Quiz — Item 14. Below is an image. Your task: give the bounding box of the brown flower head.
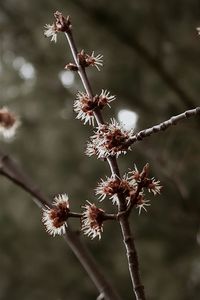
[54,11,71,32]
[82,201,105,239]
[146,178,162,195]
[78,50,103,71]
[42,194,70,236]
[44,12,71,43]
[0,107,20,138]
[135,193,151,215]
[96,174,136,205]
[86,119,133,158]
[128,164,149,184]
[74,90,115,126]
[74,92,96,126]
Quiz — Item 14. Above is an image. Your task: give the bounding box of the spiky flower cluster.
[128,164,162,196]
[82,201,105,239]
[43,12,163,242]
[42,194,70,236]
[95,164,162,214]
[96,175,135,205]
[0,107,20,138]
[44,11,71,43]
[74,90,115,126]
[78,50,103,71]
[86,119,133,158]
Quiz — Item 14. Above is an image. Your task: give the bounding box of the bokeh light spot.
[117,109,138,130]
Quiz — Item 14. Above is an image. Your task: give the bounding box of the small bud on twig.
[64,63,78,71]
[54,11,72,32]
[78,50,103,71]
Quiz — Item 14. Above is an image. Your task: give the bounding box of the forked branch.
[0,152,121,300]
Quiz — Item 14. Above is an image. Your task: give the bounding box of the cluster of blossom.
[74,90,115,126]
[42,12,162,240]
[0,107,19,139]
[42,194,106,239]
[86,119,133,158]
[44,14,103,71]
[96,174,133,205]
[42,165,161,239]
[96,164,162,213]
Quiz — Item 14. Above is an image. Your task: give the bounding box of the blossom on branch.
[96,175,135,205]
[74,92,95,126]
[86,119,133,158]
[44,11,71,43]
[128,164,162,214]
[98,90,116,108]
[0,107,20,139]
[44,24,58,43]
[74,90,115,126]
[128,164,162,195]
[82,201,105,239]
[42,194,70,236]
[78,50,103,71]
[135,194,151,215]
[147,178,162,195]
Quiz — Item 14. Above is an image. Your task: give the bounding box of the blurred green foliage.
[0,0,199,299]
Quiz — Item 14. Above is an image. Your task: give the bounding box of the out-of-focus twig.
[0,151,121,300]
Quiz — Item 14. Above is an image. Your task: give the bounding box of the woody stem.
[64,27,146,300]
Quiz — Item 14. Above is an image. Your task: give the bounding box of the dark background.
[0,0,200,299]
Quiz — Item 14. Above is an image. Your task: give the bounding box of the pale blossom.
[42,194,69,236]
[0,107,20,139]
[44,24,57,42]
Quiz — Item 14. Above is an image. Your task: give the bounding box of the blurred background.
[0,0,200,299]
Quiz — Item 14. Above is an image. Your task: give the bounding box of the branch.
[126,107,200,147]
[68,211,117,221]
[62,14,146,300]
[0,152,121,300]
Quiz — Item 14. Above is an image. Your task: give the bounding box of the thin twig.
[68,211,117,220]
[125,107,200,148]
[63,16,146,300]
[0,151,121,300]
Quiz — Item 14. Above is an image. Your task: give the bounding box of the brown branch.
[63,14,146,300]
[68,211,117,221]
[72,0,196,110]
[0,151,121,300]
[125,107,200,148]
